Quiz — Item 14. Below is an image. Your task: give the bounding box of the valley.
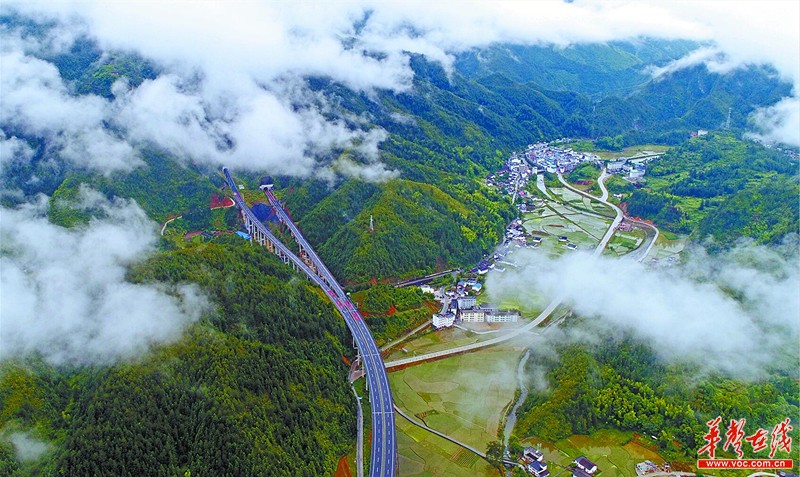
[1,4,798,477]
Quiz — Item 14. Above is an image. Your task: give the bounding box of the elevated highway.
[223,168,396,477]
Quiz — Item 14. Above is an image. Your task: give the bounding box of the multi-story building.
[485,310,519,323]
[459,307,486,323]
[457,296,477,309]
[432,312,456,329]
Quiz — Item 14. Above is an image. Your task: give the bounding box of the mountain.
[1,243,356,476]
[454,39,701,97]
[309,179,511,282]
[2,12,798,476]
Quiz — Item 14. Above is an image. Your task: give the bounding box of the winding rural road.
[387,168,665,475]
[381,319,433,352]
[384,169,627,369]
[556,171,623,256]
[394,405,522,469]
[557,171,659,262]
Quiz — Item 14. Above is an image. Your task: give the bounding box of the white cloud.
[0,49,140,175]
[329,153,399,183]
[4,0,798,173]
[1,15,400,181]
[646,46,737,79]
[746,96,800,147]
[6,432,51,462]
[0,131,35,169]
[487,240,800,379]
[110,73,393,176]
[0,193,206,365]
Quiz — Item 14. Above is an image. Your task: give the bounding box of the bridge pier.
[224,168,396,477]
[242,209,285,260]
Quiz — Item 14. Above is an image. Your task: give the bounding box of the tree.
[508,436,524,457]
[486,440,505,470]
[595,135,624,151]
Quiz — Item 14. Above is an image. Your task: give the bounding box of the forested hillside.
[299,179,513,282]
[618,133,799,244]
[1,242,356,476]
[2,9,798,476]
[455,39,701,97]
[514,337,799,461]
[269,52,793,280]
[3,16,794,282]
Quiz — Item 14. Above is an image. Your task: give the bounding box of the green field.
[390,349,522,452]
[522,203,612,253]
[649,232,687,262]
[604,229,645,256]
[548,186,616,218]
[521,429,669,477]
[396,418,498,477]
[591,144,670,160]
[391,348,527,475]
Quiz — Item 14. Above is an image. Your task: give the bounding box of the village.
[486,141,655,193]
[428,141,641,332]
[514,445,680,477]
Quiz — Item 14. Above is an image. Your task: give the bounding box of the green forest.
[514,337,799,464]
[1,242,357,476]
[2,11,799,477]
[617,133,799,245]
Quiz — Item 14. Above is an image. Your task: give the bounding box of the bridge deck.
[223,168,397,477]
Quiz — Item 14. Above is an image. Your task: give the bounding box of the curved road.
[556,171,623,256]
[385,170,625,369]
[558,171,659,262]
[626,217,660,262]
[259,185,397,477]
[223,168,396,477]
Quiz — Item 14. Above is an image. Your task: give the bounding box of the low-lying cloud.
[639,0,799,146]
[6,431,51,462]
[0,190,206,365]
[487,238,800,379]
[0,16,396,180]
[3,1,798,179]
[0,49,140,175]
[746,96,800,147]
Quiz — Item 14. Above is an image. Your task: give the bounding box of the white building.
[432,312,456,329]
[575,456,598,474]
[628,168,645,180]
[607,161,625,173]
[524,447,544,462]
[459,306,519,323]
[485,310,519,323]
[459,307,486,322]
[457,296,477,309]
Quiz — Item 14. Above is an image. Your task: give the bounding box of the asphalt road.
[384,170,625,369]
[261,185,396,477]
[556,171,623,256]
[223,168,397,477]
